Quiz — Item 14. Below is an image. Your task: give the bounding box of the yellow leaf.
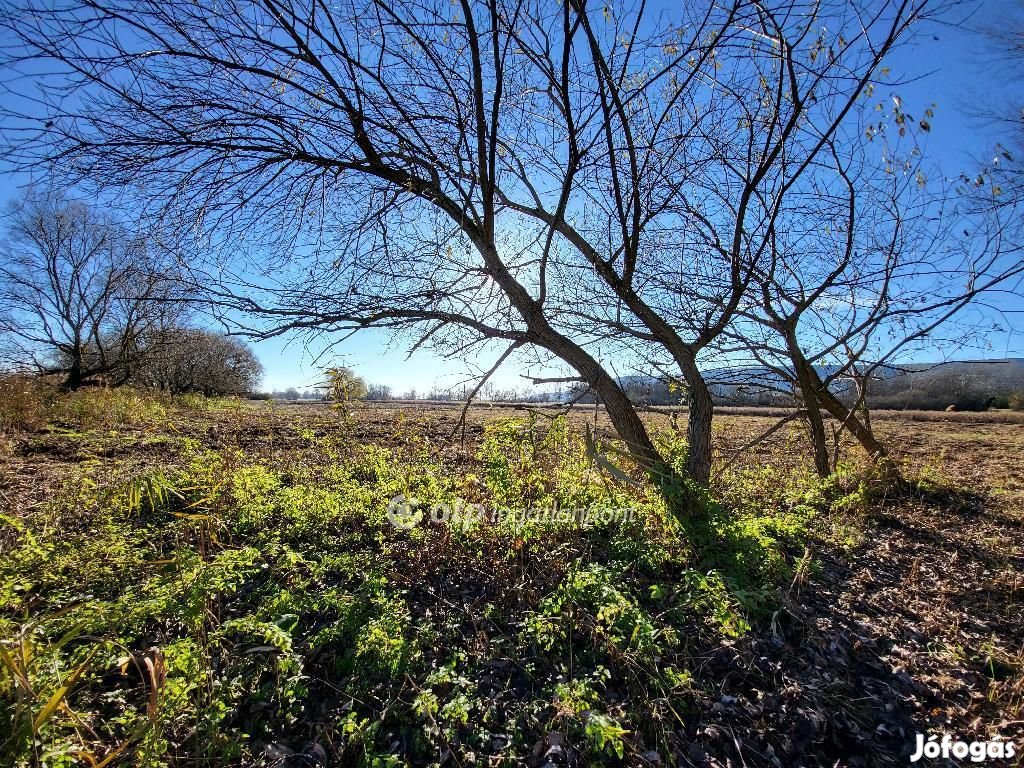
[0,645,31,691]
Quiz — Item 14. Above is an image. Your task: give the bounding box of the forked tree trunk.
[816,385,889,464]
[788,337,831,477]
[791,354,889,465]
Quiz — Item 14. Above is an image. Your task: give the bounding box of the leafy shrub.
[478,416,550,506]
[526,563,663,657]
[477,415,624,527]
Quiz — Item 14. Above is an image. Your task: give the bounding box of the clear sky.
[1,0,1021,393]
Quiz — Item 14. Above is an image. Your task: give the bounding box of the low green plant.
[584,712,630,760]
[174,391,212,411]
[0,410,847,767]
[526,563,663,657]
[352,592,416,681]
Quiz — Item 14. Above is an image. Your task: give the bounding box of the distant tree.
[426,386,451,401]
[366,383,393,401]
[325,366,368,404]
[0,192,173,389]
[134,327,262,395]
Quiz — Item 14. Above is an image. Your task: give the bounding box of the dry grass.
[0,375,52,434]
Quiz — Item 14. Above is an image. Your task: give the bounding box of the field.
[1,390,1022,767]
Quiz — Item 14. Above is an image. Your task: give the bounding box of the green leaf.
[33,648,97,734]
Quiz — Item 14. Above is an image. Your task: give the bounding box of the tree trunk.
[684,370,714,485]
[799,385,831,478]
[64,358,84,391]
[855,375,873,435]
[592,369,673,480]
[816,386,888,462]
[537,328,673,483]
[806,407,831,477]
[787,338,831,477]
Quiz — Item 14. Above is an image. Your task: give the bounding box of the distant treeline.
[256,382,558,403]
[257,359,1024,412]
[656,360,1024,412]
[856,360,1024,411]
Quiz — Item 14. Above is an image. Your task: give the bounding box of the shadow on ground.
[673,482,1023,768]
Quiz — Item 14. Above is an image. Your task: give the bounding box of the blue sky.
[1,0,1021,393]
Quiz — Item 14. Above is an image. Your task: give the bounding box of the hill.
[585,359,1024,411]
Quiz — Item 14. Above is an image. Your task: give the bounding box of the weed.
[584,712,630,760]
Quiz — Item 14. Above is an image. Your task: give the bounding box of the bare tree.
[728,162,1023,476]
[365,382,393,401]
[0,0,957,490]
[0,192,173,389]
[132,327,263,395]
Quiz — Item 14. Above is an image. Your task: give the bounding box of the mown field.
[1,388,1022,767]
